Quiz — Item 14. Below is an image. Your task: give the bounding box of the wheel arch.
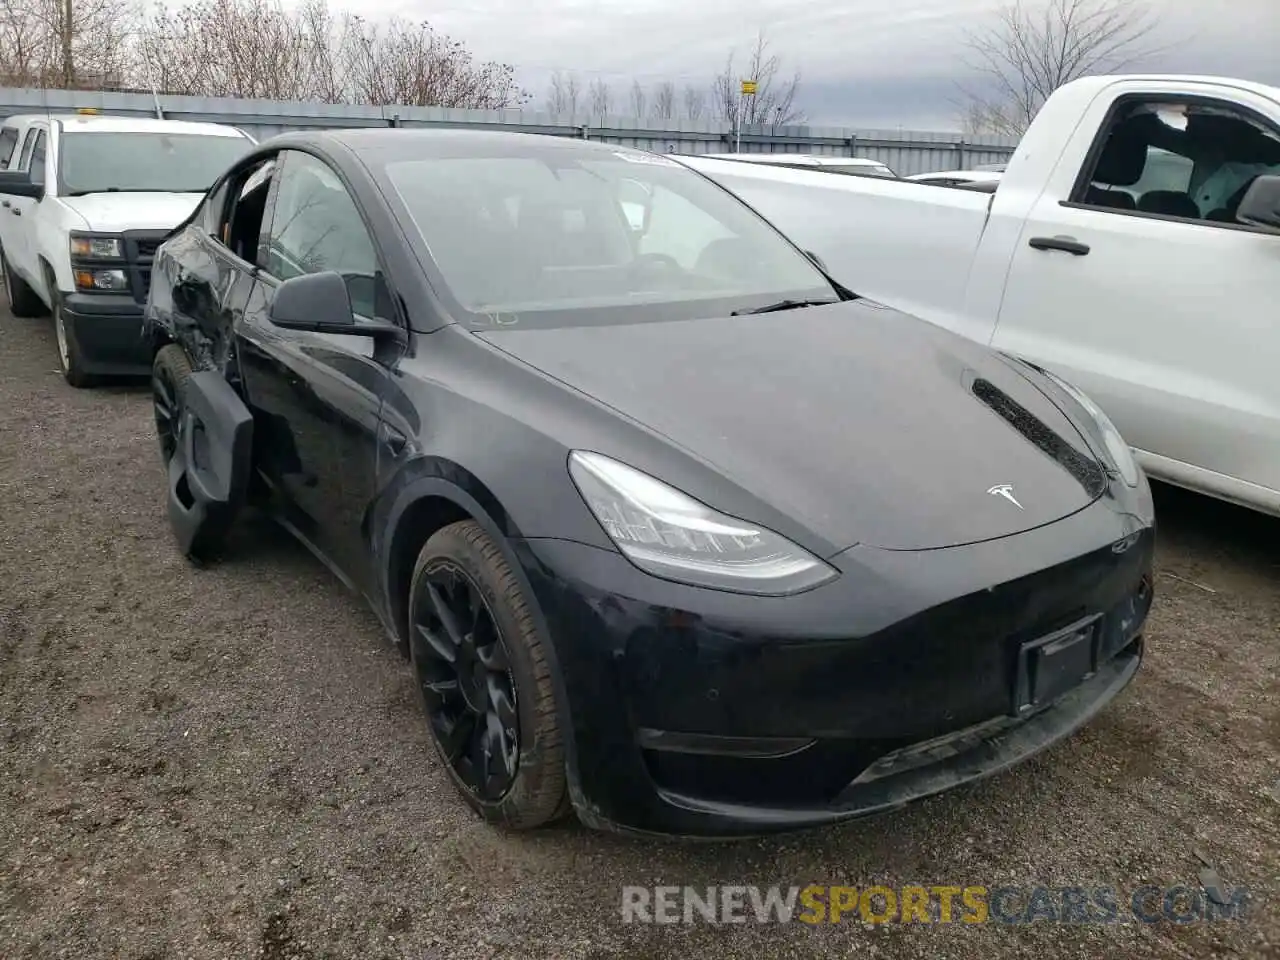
[380,471,524,658]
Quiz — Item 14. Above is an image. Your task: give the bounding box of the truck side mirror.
[1236,175,1280,231]
[0,169,44,200]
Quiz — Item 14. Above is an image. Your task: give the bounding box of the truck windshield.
[381,146,837,328]
[59,132,251,196]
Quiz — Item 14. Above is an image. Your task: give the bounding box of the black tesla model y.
[143,129,1155,838]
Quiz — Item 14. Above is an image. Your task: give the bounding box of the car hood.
[477,300,1108,553]
[59,192,204,233]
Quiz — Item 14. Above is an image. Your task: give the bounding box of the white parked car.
[676,74,1280,518]
[0,112,254,386]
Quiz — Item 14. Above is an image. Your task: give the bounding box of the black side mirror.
[268,271,400,340]
[804,249,828,271]
[0,169,44,200]
[1236,175,1280,230]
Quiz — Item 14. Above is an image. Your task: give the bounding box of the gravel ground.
[1,306,1276,960]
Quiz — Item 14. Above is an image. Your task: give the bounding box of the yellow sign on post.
[741,80,757,96]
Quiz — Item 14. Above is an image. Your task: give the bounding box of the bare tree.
[339,14,525,108]
[960,0,1160,137]
[712,29,804,127]
[0,0,133,88]
[588,76,611,119]
[628,80,646,120]
[134,0,525,107]
[681,84,705,121]
[651,80,676,120]
[546,70,570,113]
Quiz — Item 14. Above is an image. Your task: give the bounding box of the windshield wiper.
[731,298,839,316]
[64,187,176,197]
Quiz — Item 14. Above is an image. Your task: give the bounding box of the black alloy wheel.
[412,559,521,802]
[152,344,193,464]
[407,520,568,828]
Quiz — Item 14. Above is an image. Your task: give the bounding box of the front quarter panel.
[147,228,251,376]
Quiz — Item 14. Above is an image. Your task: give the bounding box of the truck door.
[991,85,1280,500]
[1,124,42,286]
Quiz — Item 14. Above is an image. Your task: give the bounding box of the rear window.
[0,127,17,168]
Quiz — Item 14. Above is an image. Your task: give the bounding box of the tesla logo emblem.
[987,484,1024,509]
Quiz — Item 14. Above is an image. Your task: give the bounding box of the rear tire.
[2,245,45,318]
[407,520,569,830]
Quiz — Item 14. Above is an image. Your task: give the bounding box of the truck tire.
[1,245,45,318]
[46,276,94,388]
[407,520,569,830]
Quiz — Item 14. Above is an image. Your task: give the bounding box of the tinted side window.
[0,128,18,168]
[16,128,37,171]
[1075,98,1280,227]
[264,151,379,317]
[28,130,47,186]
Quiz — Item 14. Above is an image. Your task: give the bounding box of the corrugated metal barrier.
[0,86,1018,176]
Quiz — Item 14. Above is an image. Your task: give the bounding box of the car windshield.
[380,144,836,328]
[59,132,251,195]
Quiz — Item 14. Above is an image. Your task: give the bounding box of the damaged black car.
[143,129,1155,838]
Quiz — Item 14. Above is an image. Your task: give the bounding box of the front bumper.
[62,292,150,376]
[515,486,1154,838]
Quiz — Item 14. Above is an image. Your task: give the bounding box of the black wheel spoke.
[476,634,508,672]
[437,709,476,763]
[414,623,457,664]
[486,676,517,734]
[426,580,467,648]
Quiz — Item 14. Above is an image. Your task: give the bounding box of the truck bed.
[675,156,995,334]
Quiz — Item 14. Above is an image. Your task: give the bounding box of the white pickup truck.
[0,113,254,386]
[678,74,1280,518]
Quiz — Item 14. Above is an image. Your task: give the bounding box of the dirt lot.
[0,307,1276,960]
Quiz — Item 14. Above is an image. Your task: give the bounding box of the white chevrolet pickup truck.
[679,75,1280,518]
[0,113,253,386]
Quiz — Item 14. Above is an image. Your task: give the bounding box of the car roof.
[2,113,249,137]
[270,127,680,164]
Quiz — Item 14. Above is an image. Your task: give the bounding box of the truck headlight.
[69,234,123,259]
[1040,370,1140,487]
[568,450,837,595]
[73,269,129,292]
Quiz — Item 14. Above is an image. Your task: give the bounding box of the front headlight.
[69,234,123,259]
[568,450,837,595]
[1040,370,1140,487]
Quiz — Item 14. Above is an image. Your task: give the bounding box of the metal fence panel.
[0,86,1018,175]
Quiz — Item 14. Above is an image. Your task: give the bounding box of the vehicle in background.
[142,128,1153,838]
[0,113,254,386]
[676,74,1280,519]
[694,152,898,179]
[906,169,1004,190]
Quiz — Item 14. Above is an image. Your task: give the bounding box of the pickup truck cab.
[677,75,1280,518]
[0,113,254,386]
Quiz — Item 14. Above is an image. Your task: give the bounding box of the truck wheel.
[407,520,569,830]
[48,284,94,388]
[1,246,45,318]
[152,344,193,464]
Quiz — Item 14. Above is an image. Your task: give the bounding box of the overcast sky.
[377,0,1279,130]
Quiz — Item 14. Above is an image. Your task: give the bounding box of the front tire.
[408,520,568,829]
[50,287,94,388]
